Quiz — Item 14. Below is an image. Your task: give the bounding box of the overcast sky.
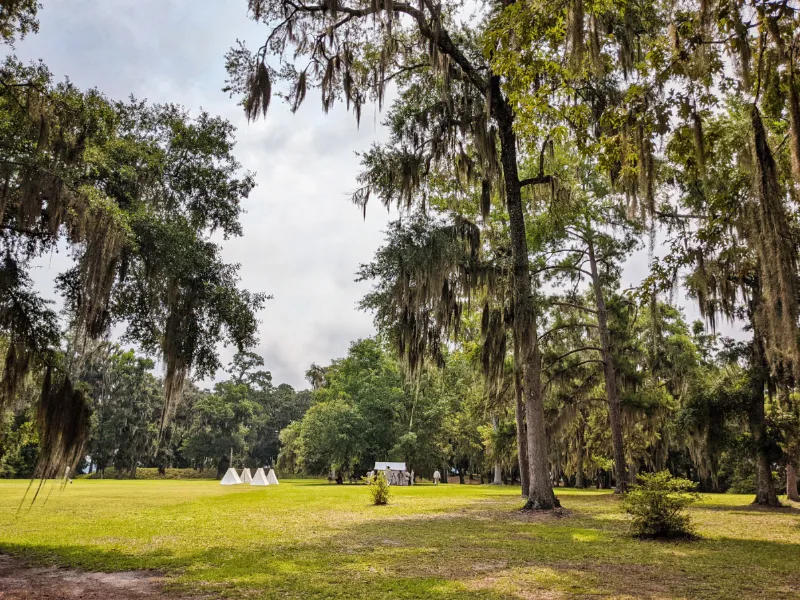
[15,0,394,389]
[12,1,743,390]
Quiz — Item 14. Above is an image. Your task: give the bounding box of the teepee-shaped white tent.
[220,468,242,485]
[251,467,269,486]
[266,468,279,485]
[241,468,253,483]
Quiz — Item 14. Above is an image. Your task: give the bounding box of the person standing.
[433,470,441,485]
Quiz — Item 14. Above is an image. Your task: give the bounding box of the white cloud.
[14,0,393,388]
[13,1,746,389]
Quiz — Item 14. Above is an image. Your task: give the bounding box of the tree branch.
[280,0,488,93]
[538,322,598,341]
[545,346,603,369]
[383,62,430,84]
[544,359,606,387]
[519,174,554,188]
[533,263,594,278]
[654,209,705,220]
[548,301,598,315]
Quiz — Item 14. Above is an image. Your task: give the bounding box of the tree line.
[0,344,312,479]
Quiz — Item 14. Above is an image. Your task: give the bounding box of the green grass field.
[0,480,798,599]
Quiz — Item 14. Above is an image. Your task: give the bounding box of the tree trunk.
[750,336,780,507]
[587,234,628,493]
[575,413,586,489]
[513,361,530,496]
[575,463,585,489]
[710,455,720,492]
[753,424,777,506]
[552,449,562,487]
[523,347,559,509]
[217,455,229,480]
[490,76,558,510]
[491,416,503,485]
[628,461,638,485]
[787,461,800,501]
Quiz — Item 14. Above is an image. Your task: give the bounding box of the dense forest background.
[3,325,793,500]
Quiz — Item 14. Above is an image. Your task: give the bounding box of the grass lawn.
[0,480,798,599]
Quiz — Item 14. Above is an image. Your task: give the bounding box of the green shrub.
[367,472,390,505]
[622,471,700,539]
[86,467,217,480]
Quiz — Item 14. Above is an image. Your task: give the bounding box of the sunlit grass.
[0,480,798,598]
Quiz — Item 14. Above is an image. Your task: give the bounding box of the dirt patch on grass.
[465,571,568,600]
[464,561,682,600]
[514,507,571,521]
[0,554,181,599]
[463,505,572,523]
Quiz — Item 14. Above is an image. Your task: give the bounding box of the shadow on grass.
[0,541,512,600]
[697,501,800,515]
[2,491,799,599]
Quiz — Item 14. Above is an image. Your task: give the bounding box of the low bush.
[622,471,700,539]
[85,467,217,480]
[367,472,390,505]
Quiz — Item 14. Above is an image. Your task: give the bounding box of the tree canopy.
[0,14,265,477]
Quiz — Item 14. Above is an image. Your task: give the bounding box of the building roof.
[374,462,407,471]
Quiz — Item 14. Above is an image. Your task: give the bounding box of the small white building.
[373,462,412,486]
[374,462,406,471]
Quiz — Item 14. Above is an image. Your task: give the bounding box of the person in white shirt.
[433,470,441,485]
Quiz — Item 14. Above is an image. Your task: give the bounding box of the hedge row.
[82,467,217,480]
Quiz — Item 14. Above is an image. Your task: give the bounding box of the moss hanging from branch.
[65,190,129,339]
[0,342,31,411]
[692,111,706,182]
[244,61,271,122]
[158,280,195,434]
[567,0,585,68]
[637,123,655,218]
[0,253,60,410]
[786,62,800,189]
[728,1,752,91]
[359,215,507,381]
[34,366,91,482]
[480,302,510,396]
[747,107,800,379]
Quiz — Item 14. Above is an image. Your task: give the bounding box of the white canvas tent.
[251,467,270,486]
[266,468,279,485]
[220,468,242,485]
[241,468,253,483]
